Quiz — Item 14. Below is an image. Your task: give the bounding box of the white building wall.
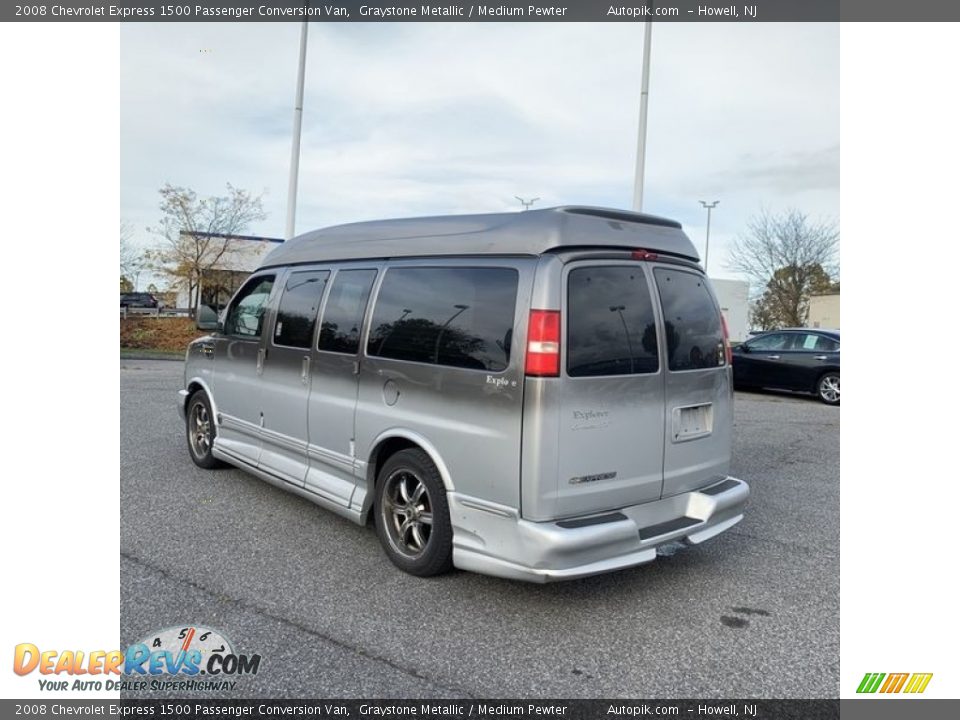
[710,278,750,342]
[807,294,840,329]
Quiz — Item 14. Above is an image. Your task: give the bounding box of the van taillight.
[720,314,733,365]
[632,249,659,261]
[526,310,561,377]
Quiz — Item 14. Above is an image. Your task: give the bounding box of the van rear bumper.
[449,476,749,583]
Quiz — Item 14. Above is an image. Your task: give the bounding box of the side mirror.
[196,304,221,332]
[739,343,751,353]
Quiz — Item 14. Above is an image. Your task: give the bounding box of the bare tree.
[148,184,266,315]
[120,220,144,292]
[728,209,839,329]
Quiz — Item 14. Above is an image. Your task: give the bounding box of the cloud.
[121,22,839,282]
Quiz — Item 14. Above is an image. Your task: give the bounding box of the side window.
[747,333,791,351]
[654,269,724,370]
[808,334,840,352]
[367,266,519,372]
[274,270,330,348]
[567,266,659,377]
[318,269,377,354]
[223,275,275,338]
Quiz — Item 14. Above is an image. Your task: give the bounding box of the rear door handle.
[814,355,828,360]
[256,347,266,375]
[301,355,311,385]
[766,355,781,360]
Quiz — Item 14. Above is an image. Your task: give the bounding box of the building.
[807,293,840,329]
[710,278,750,343]
[174,232,283,310]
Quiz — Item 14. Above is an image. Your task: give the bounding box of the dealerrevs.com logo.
[13,625,261,692]
[856,672,933,694]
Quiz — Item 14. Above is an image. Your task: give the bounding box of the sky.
[120,22,839,285]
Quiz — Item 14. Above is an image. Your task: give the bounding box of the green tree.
[729,209,839,330]
[751,264,839,330]
[148,184,266,316]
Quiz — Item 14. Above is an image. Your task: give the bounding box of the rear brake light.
[720,314,732,365]
[526,310,560,377]
[632,249,659,261]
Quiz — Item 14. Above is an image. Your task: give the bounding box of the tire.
[374,448,453,577]
[186,390,224,469]
[816,372,840,405]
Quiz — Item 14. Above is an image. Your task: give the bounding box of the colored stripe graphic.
[880,673,909,693]
[857,672,933,694]
[857,673,885,693]
[904,673,933,694]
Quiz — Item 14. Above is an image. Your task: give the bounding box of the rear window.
[567,266,659,377]
[367,267,518,372]
[654,268,724,371]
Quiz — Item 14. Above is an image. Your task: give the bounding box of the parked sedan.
[120,292,161,309]
[732,328,839,405]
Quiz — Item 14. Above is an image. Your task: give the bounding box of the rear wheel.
[374,449,453,577]
[186,390,224,468]
[816,372,840,405]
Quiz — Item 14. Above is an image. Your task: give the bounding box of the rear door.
[259,267,330,487]
[773,331,840,391]
[653,267,732,497]
[552,262,666,518]
[305,266,379,508]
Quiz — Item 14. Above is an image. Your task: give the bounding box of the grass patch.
[120,317,207,354]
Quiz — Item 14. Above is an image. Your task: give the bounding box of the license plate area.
[672,403,713,442]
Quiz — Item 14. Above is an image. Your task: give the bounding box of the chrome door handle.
[301,356,310,385]
[814,355,828,360]
[256,348,266,375]
[766,355,781,360]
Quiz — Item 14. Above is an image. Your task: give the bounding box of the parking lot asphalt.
[120,359,839,699]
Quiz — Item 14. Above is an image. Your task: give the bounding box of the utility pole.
[699,200,719,274]
[285,20,309,240]
[515,196,540,211]
[632,15,653,212]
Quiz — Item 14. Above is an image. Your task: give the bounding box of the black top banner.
[6,0,960,22]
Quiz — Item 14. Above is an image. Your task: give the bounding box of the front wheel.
[817,372,840,405]
[374,449,453,577]
[186,390,224,469]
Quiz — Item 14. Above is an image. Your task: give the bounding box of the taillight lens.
[720,314,733,366]
[526,309,561,377]
[632,249,659,261]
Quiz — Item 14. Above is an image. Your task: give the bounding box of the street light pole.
[632,17,653,212]
[515,196,540,211]
[699,200,719,274]
[285,20,309,240]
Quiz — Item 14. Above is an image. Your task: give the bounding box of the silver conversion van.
[179,206,749,582]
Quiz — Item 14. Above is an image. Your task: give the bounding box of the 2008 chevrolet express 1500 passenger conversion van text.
[178,206,749,581]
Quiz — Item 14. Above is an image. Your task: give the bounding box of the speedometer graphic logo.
[135,625,235,673]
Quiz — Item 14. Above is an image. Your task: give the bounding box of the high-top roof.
[258,206,699,269]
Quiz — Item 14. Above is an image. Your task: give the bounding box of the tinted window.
[796,333,839,352]
[274,270,329,348]
[318,269,377,354]
[367,267,518,372]
[567,266,659,377]
[654,269,724,371]
[747,333,792,351]
[224,275,275,338]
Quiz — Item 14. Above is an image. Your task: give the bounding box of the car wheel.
[374,449,453,577]
[186,390,224,469]
[816,372,840,405]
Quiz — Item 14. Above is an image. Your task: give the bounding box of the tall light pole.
[632,15,653,212]
[285,20,309,240]
[515,196,540,211]
[699,200,719,274]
